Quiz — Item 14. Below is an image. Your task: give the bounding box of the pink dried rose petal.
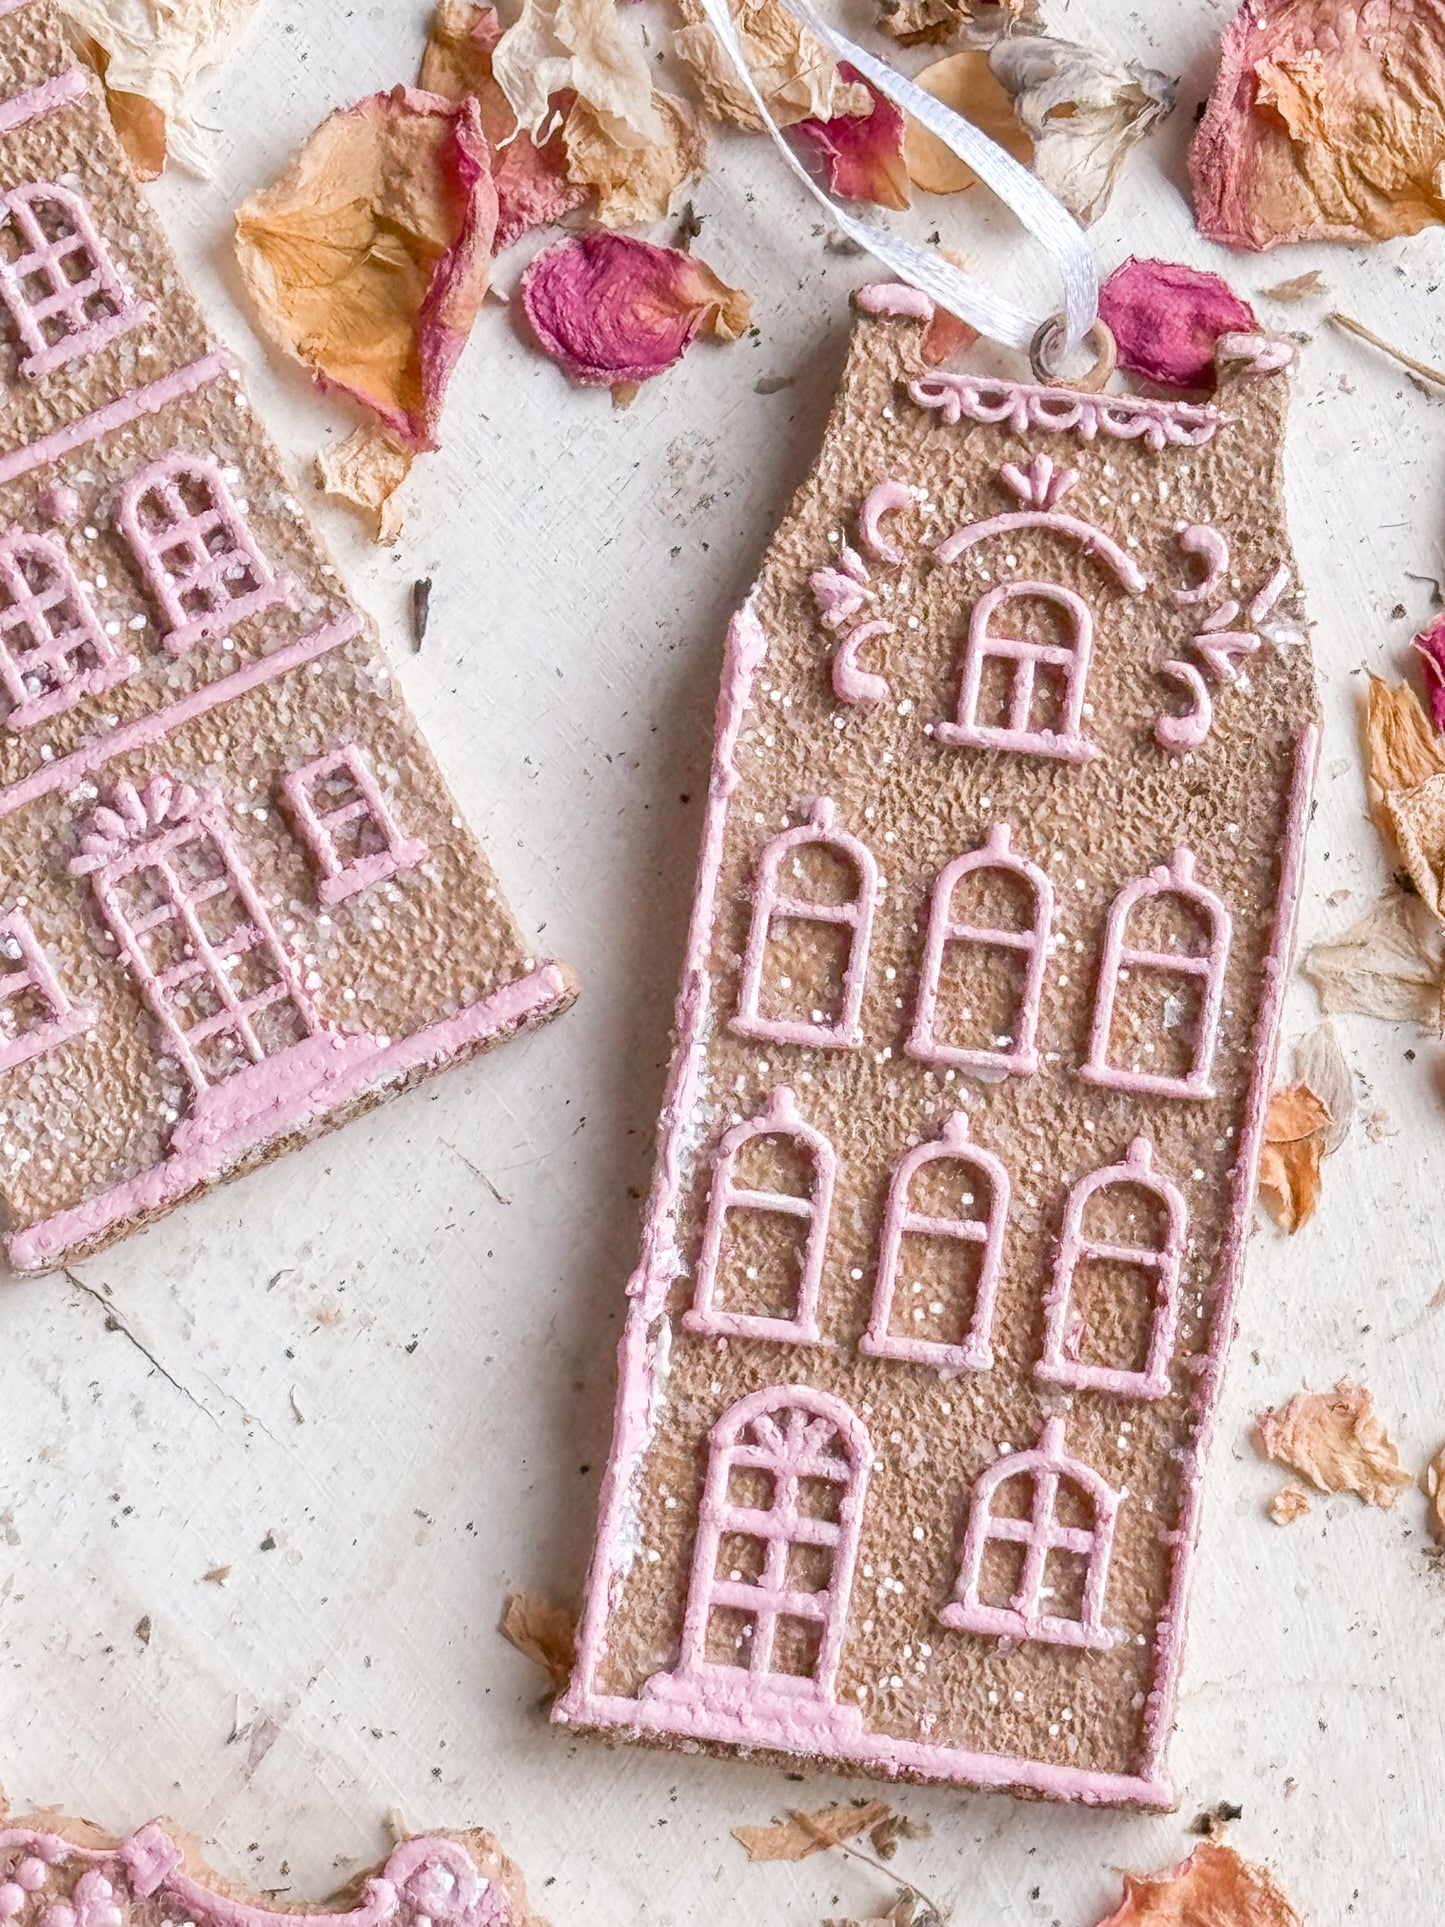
[520,231,750,388]
[1099,256,1256,391]
[1415,612,1445,732]
[790,65,910,211]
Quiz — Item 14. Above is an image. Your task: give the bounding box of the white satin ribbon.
[694,0,1098,356]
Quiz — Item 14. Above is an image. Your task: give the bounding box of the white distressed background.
[2,0,1443,1919]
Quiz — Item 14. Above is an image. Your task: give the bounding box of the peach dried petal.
[1094,1841,1303,1926]
[791,67,910,211]
[520,232,749,388]
[1099,257,1256,391]
[1253,1378,1414,1508]
[235,86,496,450]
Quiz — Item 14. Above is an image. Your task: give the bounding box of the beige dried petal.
[1263,269,1328,301]
[492,0,663,146]
[989,33,1175,227]
[1253,1379,1414,1509]
[1423,1442,1445,1541]
[498,1591,577,1689]
[564,91,707,227]
[733,1801,893,1863]
[1267,1480,1313,1525]
[315,428,413,545]
[903,51,1031,196]
[1096,1841,1302,1927]
[1305,889,1445,1026]
[1293,1021,1353,1154]
[1385,770,1445,920]
[672,0,869,130]
[1364,674,1445,830]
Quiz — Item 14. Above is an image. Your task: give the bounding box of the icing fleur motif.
[905,370,1219,452]
[939,1416,1121,1650]
[808,544,870,630]
[808,488,910,708]
[69,774,208,872]
[0,1825,516,1927]
[996,451,1078,511]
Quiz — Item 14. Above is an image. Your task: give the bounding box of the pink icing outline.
[0,905,90,1070]
[1172,525,1228,606]
[907,821,1052,1075]
[907,371,1218,453]
[0,180,152,379]
[858,1110,1009,1374]
[1081,848,1230,1100]
[855,282,933,322]
[644,1385,869,1729]
[0,350,231,487]
[556,550,1315,1801]
[0,527,135,729]
[683,1084,834,1346]
[809,546,869,630]
[1154,658,1212,753]
[6,961,571,1271]
[832,616,892,707]
[0,1824,513,1927]
[1191,601,1260,685]
[280,742,429,905]
[1216,331,1294,374]
[732,796,878,1050]
[0,66,87,133]
[938,1415,1121,1650]
[1249,564,1290,623]
[936,580,1100,763]
[934,508,1148,592]
[0,609,363,819]
[1036,1137,1186,1401]
[857,479,913,564]
[116,452,290,652]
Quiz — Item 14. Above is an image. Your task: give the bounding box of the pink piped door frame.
[280,742,429,905]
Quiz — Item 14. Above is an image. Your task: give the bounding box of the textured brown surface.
[574,303,1317,1790]
[0,7,575,1267]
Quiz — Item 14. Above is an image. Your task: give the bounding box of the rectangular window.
[280,743,428,905]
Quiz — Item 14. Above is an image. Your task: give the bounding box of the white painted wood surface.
[3,0,1444,1918]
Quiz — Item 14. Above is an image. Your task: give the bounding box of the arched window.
[732,797,877,1050]
[281,743,428,904]
[939,1416,1120,1650]
[0,529,133,728]
[0,906,89,1071]
[1037,1138,1185,1400]
[860,1112,1009,1373]
[1082,848,1231,1099]
[70,774,321,1097]
[935,583,1098,763]
[683,1085,833,1344]
[646,1386,870,1729]
[907,822,1052,1077]
[0,182,150,379]
[117,453,290,654]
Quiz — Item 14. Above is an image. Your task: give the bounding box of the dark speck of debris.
[1392,603,1408,619]
[1190,1799,1244,1836]
[135,1614,151,1647]
[823,230,865,257]
[674,201,703,251]
[755,375,795,396]
[1407,1049,1417,1061]
[259,1531,277,1552]
[406,1338,419,1354]
[410,578,432,652]
[679,792,691,804]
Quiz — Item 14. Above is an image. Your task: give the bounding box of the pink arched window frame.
[0,528,134,729]
[116,453,291,654]
[939,1416,1120,1651]
[935,582,1099,764]
[859,1111,1009,1374]
[907,821,1052,1077]
[1081,848,1231,1099]
[0,182,151,380]
[1036,1137,1186,1401]
[280,743,429,905]
[649,1385,871,1721]
[732,797,878,1051]
[683,1085,834,1345]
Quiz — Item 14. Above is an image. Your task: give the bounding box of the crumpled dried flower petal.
[1256,1080,1330,1233]
[1192,0,1445,251]
[1364,672,1445,830]
[1254,1379,1414,1509]
[1267,1480,1312,1525]
[1415,610,1445,732]
[879,0,1037,48]
[990,33,1175,227]
[1423,1442,1445,1542]
[734,1802,893,1863]
[1293,1020,1352,1153]
[315,427,413,545]
[1099,257,1256,391]
[564,90,707,226]
[418,0,587,247]
[498,1591,577,1689]
[235,87,496,451]
[61,0,265,176]
[1386,773,1445,921]
[492,0,662,146]
[903,50,1031,196]
[1093,1841,1302,1927]
[792,66,910,211]
[520,231,750,388]
[1305,889,1445,1026]
[673,0,869,130]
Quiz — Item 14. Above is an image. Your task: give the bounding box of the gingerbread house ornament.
[558,288,1318,1805]
[0,1,576,1273]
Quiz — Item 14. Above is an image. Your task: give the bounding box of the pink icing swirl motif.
[905,371,1219,452]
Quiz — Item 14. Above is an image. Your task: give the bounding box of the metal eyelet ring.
[1029,316,1118,392]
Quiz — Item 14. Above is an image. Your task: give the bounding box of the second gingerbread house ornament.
[559,289,1318,1805]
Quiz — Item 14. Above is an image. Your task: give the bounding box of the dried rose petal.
[1094,1841,1302,1927]
[1099,257,1256,391]
[1415,611,1445,732]
[1254,1379,1414,1508]
[235,87,496,449]
[791,66,910,211]
[520,232,750,388]
[674,0,869,130]
[418,0,587,248]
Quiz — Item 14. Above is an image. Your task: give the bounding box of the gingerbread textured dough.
[0,1,575,1273]
[0,1803,545,1927]
[558,289,1318,1805]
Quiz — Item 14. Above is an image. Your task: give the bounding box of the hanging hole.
[1029,315,1117,392]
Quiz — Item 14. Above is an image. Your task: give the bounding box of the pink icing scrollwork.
[808,545,870,631]
[1154,658,1212,753]
[905,370,1219,451]
[857,478,915,565]
[832,616,892,707]
[1170,525,1228,606]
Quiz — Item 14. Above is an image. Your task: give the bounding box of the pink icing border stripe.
[0,349,231,486]
[6,962,571,1270]
[0,66,87,133]
[0,0,37,16]
[0,609,364,819]
[556,1687,1169,1807]
[1137,721,1319,1781]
